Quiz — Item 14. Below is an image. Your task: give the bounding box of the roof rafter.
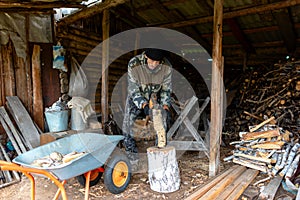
[225,18,255,54]
[152,0,300,28]
[57,0,129,27]
[273,9,297,54]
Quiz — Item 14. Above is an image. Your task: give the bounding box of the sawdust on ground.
[0,141,234,200]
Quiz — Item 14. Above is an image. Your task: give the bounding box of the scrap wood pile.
[0,96,41,188]
[185,165,259,200]
[225,116,300,197]
[224,59,300,141]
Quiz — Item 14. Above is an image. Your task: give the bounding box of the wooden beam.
[57,0,128,26]
[209,0,223,177]
[101,9,110,124]
[157,0,300,28]
[274,10,297,54]
[225,18,255,54]
[0,1,85,9]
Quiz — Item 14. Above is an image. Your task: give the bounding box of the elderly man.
[122,48,172,162]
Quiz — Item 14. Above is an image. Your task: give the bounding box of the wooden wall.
[0,40,60,132]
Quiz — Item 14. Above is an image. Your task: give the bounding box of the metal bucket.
[45,110,69,132]
[70,108,87,131]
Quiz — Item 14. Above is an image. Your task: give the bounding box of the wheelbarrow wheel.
[76,168,103,187]
[104,151,131,194]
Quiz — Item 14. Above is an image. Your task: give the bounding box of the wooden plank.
[223,169,259,200]
[185,165,244,200]
[198,165,246,200]
[0,107,27,154]
[258,176,283,200]
[6,96,40,148]
[209,0,224,177]
[32,45,44,131]
[101,9,110,125]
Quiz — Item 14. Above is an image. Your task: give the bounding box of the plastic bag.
[53,43,67,72]
[68,57,89,97]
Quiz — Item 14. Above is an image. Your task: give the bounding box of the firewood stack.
[224,59,300,141]
[225,117,300,188]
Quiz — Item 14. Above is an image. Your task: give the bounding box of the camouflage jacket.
[127,52,172,109]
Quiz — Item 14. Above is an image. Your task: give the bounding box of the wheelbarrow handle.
[0,160,68,200]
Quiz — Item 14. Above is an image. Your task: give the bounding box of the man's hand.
[143,104,150,116]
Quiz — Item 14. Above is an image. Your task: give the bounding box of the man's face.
[146,56,160,70]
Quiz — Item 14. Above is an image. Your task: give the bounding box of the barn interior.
[0,0,300,199]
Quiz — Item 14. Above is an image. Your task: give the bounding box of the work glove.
[143,104,150,116]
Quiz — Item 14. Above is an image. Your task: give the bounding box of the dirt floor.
[0,140,294,200]
[0,140,235,200]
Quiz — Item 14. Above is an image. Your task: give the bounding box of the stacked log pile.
[225,117,300,193]
[224,59,300,141]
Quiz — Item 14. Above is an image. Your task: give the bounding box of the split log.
[233,158,268,173]
[251,141,285,149]
[279,143,300,176]
[249,116,275,132]
[285,154,300,178]
[234,153,276,164]
[242,129,280,141]
[147,146,180,193]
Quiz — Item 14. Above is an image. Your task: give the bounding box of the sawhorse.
[167,96,210,158]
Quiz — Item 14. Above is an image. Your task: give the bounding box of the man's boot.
[123,134,139,170]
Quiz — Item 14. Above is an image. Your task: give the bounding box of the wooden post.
[32,45,44,131]
[209,0,224,177]
[25,14,33,115]
[2,41,15,97]
[0,44,4,106]
[147,146,180,193]
[101,9,110,125]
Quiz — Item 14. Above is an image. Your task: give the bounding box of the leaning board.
[6,96,40,148]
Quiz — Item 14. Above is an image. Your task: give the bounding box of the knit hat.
[145,48,164,61]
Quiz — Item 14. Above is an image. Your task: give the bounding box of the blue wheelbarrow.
[0,133,131,200]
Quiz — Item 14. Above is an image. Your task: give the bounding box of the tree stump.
[147,146,180,193]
